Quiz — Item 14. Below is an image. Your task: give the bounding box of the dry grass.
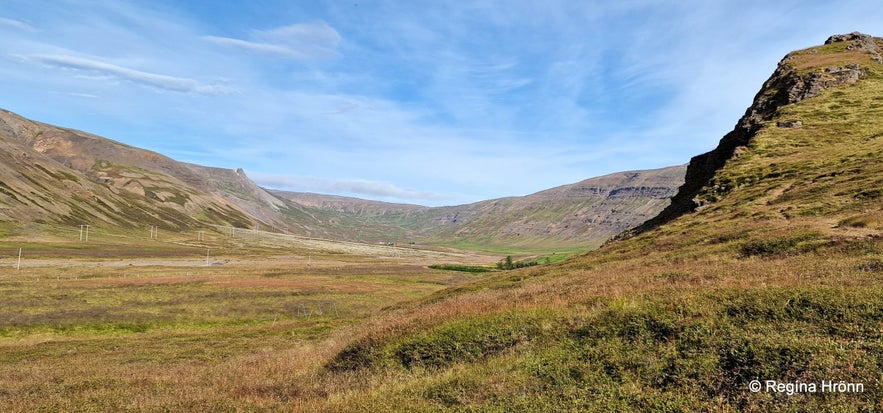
[0,234,500,411]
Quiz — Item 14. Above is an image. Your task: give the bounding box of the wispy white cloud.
[203,36,303,58]
[256,22,341,48]
[49,90,100,99]
[204,22,341,59]
[250,173,446,202]
[0,17,34,31]
[24,54,236,95]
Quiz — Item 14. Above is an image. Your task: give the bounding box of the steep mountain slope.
[181,163,289,229]
[636,31,883,234]
[305,33,883,411]
[0,109,256,231]
[273,165,685,249]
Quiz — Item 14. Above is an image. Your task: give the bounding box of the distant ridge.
[273,165,686,249]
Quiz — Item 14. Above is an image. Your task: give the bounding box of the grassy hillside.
[282,34,883,411]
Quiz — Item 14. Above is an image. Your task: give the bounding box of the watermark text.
[748,379,865,395]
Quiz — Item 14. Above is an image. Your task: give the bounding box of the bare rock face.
[776,120,802,128]
[826,32,880,53]
[825,31,883,65]
[825,31,882,64]
[773,60,868,107]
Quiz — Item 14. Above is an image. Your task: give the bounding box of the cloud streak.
[25,54,236,95]
[204,22,341,59]
[250,173,446,202]
[0,17,34,31]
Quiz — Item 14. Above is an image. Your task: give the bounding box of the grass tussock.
[316,286,882,412]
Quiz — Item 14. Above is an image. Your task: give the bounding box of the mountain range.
[0,108,684,249]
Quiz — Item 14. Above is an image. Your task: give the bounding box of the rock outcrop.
[630,32,883,236]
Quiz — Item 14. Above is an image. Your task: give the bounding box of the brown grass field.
[0,226,503,412]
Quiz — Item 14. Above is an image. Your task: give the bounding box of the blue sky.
[1,1,882,206]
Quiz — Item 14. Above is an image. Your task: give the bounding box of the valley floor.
[1,230,880,411]
[0,231,498,411]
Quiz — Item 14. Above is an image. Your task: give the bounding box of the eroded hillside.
[0,110,255,231]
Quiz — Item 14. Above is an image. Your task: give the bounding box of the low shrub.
[739,232,821,257]
[497,255,540,270]
[393,312,548,369]
[427,264,495,273]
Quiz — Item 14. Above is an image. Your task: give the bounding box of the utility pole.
[17,247,21,271]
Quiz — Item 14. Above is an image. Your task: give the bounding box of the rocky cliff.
[632,32,883,235]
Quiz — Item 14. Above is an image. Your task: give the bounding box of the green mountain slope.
[303,33,883,411]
